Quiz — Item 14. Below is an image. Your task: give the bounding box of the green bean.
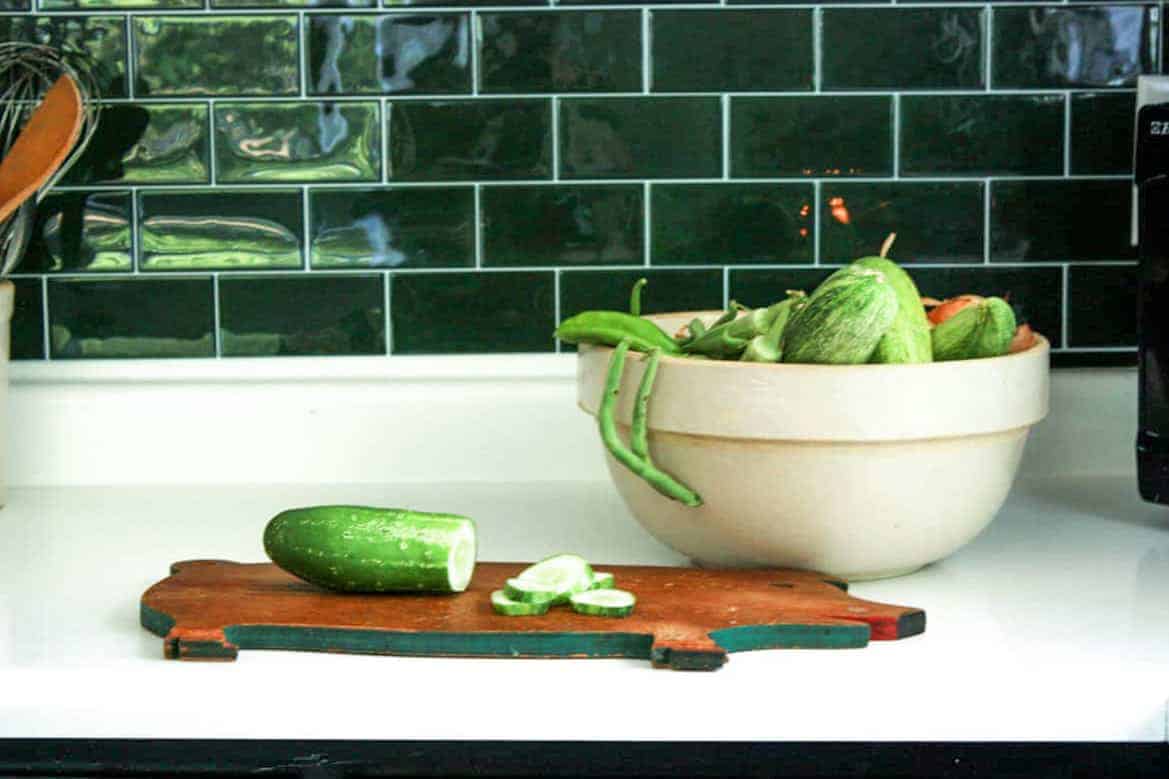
[599,341,702,507]
[629,277,648,317]
[630,347,660,460]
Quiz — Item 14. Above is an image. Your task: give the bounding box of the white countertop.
[1,475,1167,742]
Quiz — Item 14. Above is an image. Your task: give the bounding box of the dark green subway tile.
[559,269,724,325]
[481,185,643,267]
[310,186,474,269]
[730,96,892,178]
[42,0,197,8]
[480,11,641,94]
[993,6,1156,89]
[138,189,304,271]
[1068,265,1137,347]
[900,94,1064,176]
[822,9,983,90]
[215,102,381,183]
[729,268,837,309]
[390,0,546,5]
[10,278,44,361]
[0,0,30,8]
[62,103,209,186]
[216,0,373,6]
[219,275,386,356]
[48,278,215,359]
[651,10,812,92]
[134,15,299,97]
[308,14,470,96]
[1071,92,1136,175]
[991,179,1136,262]
[651,183,813,265]
[820,182,984,264]
[390,271,555,354]
[564,0,708,4]
[16,192,132,274]
[387,99,551,181]
[560,97,721,179]
[0,16,127,98]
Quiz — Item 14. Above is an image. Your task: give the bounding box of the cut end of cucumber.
[590,571,615,590]
[446,520,477,592]
[516,553,594,603]
[570,588,636,618]
[491,590,550,616]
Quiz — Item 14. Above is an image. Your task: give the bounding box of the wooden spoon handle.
[0,74,85,225]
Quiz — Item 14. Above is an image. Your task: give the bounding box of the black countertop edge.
[0,739,1167,778]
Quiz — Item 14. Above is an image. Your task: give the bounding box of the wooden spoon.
[0,74,84,226]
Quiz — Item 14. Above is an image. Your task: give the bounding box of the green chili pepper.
[598,341,702,507]
[555,311,682,354]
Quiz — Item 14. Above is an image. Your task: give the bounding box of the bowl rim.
[585,309,1050,371]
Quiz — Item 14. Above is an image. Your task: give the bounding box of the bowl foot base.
[689,559,928,582]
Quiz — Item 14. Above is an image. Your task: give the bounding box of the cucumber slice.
[516,554,594,604]
[503,577,559,604]
[491,590,551,616]
[570,589,636,618]
[589,571,615,590]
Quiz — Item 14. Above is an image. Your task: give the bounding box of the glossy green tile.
[215,102,381,183]
[0,0,30,9]
[217,0,373,6]
[139,189,304,271]
[481,185,643,267]
[651,184,813,265]
[728,268,836,309]
[1071,92,1136,175]
[16,191,133,273]
[9,278,44,361]
[990,180,1136,262]
[993,6,1156,89]
[480,11,641,94]
[560,98,721,179]
[822,8,983,90]
[391,0,545,5]
[48,278,215,359]
[387,99,551,181]
[820,182,984,264]
[134,15,299,97]
[42,0,197,8]
[559,269,724,324]
[731,265,1064,345]
[62,103,209,186]
[652,10,812,92]
[901,94,1064,176]
[310,187,474,269]
[220,275,386,356]
[308,14,470,96]
[730,96,892,178]
[0,16,127,98]
[1068,264,1137,347]
[390,271,555,354]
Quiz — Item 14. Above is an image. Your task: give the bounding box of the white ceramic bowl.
[576,311,1051,581]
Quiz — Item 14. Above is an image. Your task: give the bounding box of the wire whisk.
[0,41,102,277]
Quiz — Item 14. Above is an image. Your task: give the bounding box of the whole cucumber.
[263,505,477,593]
[852,256,933,364]
[931,297,1017,361]
[781,267,899,365]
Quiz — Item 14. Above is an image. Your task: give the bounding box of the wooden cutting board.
[141,560,925,671]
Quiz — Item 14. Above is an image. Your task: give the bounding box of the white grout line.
[983,178,992,264]
[643,181,652,267]
[812,7,822,94]
[722,266,730,308]
[16,3,1123,14]
[1064,91,1073,175]
[129,187,140,273]
[40,276,51,361]
[297,11,308,98]
[301,186,311,271]
[642,8,651,94]
[207,99,217,186]
[473,184,483,269]
[470,11,480,96]
[892,93,901,179]
[1061,263,1070,349]
[812,179,821,265]
[721,94,730,180]
[552,270,561,353]
[384,271,393,355]
[984,4,993,90]
[380,99,390,183]
[551,97,560,181]
[125,15,135,100]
